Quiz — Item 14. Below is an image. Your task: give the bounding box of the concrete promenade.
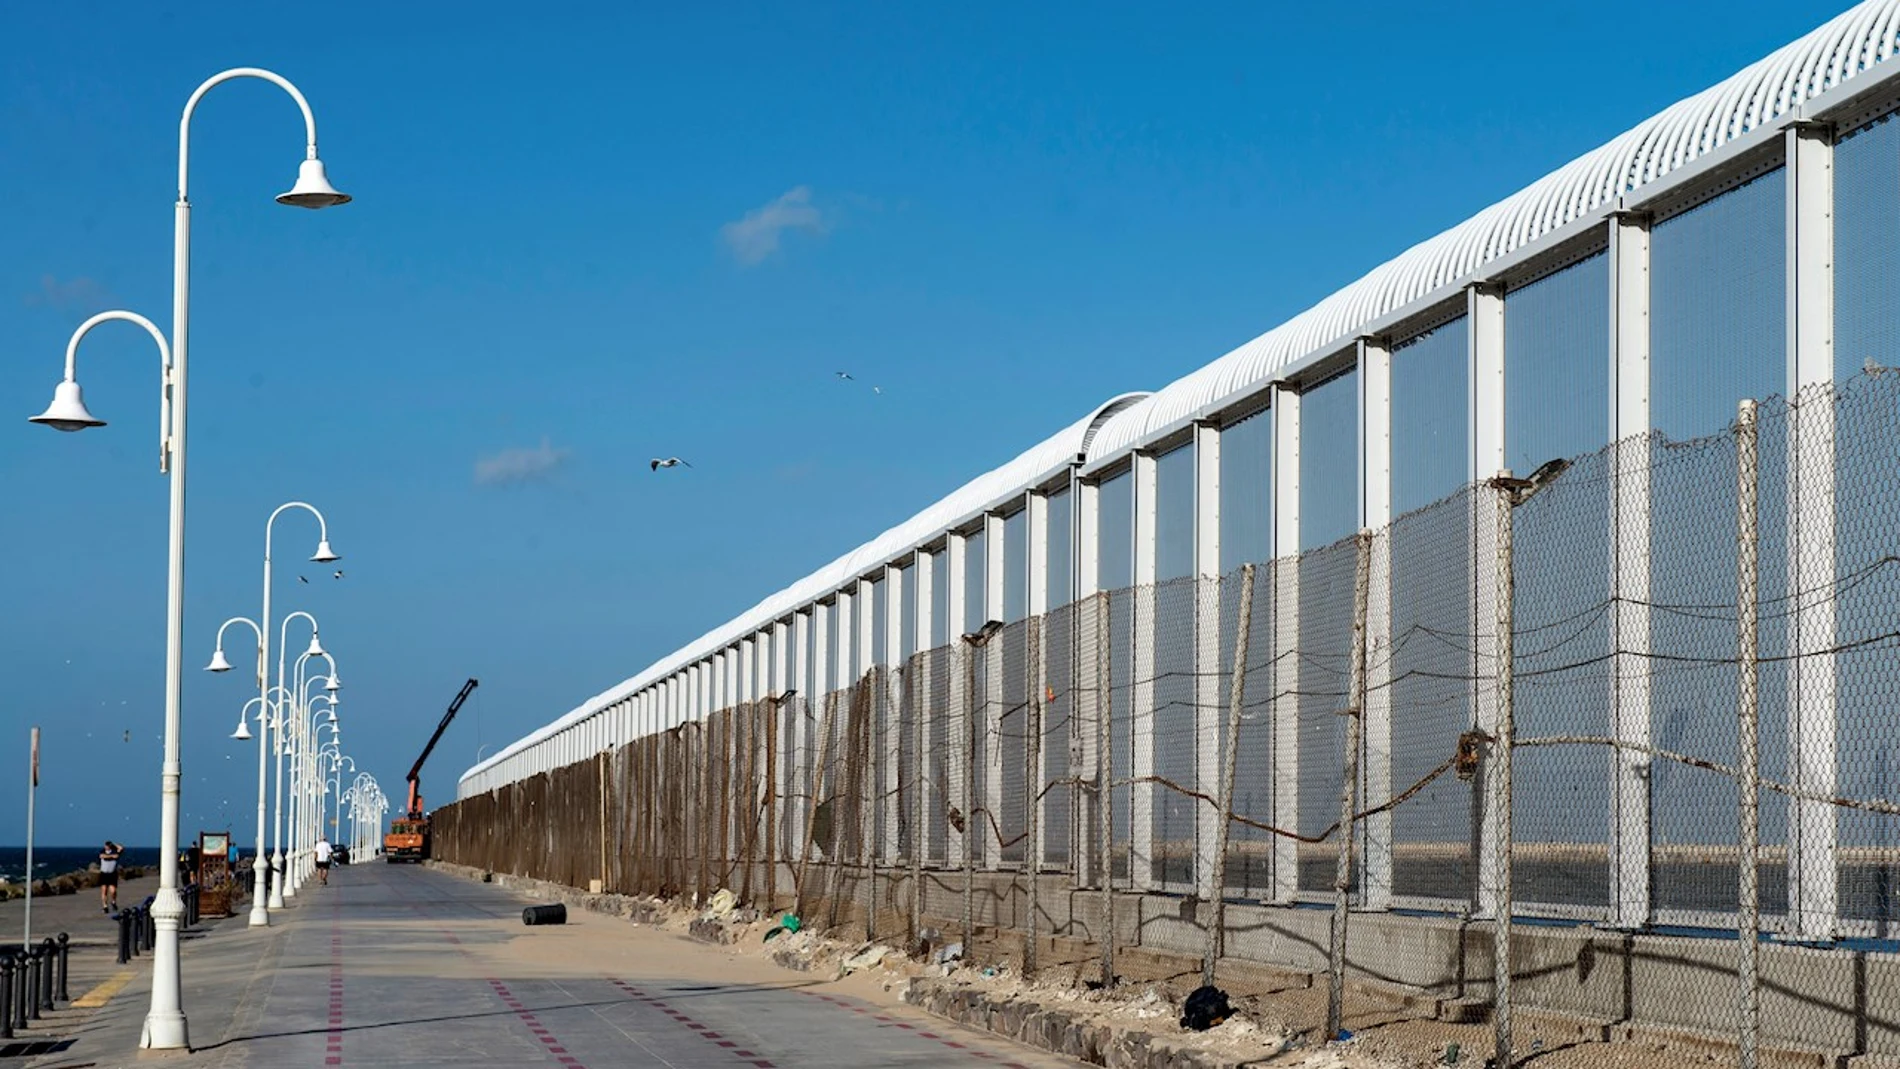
[12,861,1078,1068]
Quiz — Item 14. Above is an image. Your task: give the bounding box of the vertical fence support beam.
[1270,382,1302,903]
[1194,421,1224,901]
[946,535,969,874]
[1736,398,1763,1069]
[1205,563,1256,986]
[1785,119,1838,941]
[916,550,938,869]
[1470,282,1507,922]
[773,618,792,889]
[1131,455,1159,892]
[794,612,814,870]
[884,564,905,867]
[1075,481,1103,888]
[1489,474,1518,1069]
[984,512,1007,872]
[1359,336,1395,910]
[1609,210,1655,930]
[1027,490,1051,877]
[856,578,878,916]
[1328,530,1372,1041]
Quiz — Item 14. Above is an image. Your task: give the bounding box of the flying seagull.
[298,576,309,584]
[650,457,692,471]
[333,570,345,580]
[834,371,854,381]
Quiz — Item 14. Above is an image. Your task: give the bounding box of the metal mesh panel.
[1387,489,1476,905]
[1510,443,1613,912]
[1297,539,1355,893]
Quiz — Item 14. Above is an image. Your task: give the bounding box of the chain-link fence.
[432,372,1900,1067]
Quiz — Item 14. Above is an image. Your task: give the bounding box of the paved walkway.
[20,862,1078,1068]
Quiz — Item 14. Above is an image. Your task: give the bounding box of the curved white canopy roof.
[1085,0,1900,461]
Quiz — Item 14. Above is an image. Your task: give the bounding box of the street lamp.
[287,678,337,893]
[272,617,328,908]
[28,66,348,1051]
[207,615,283,927]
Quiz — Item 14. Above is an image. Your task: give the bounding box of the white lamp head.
[29,379,106,432]
[325,675,341,693]
[305,633,326,659]
[311,540,340,564]
[276,158,351,209]
[327,708,338,723]
[206,647,234,673]
[231,716,253,741]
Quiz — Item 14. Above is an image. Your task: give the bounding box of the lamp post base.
[247,903,269,927]
[140,887,189,1049]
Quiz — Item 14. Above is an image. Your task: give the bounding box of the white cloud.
[720,186,828,265]
[23,274,108,309]
[474,438,570,485]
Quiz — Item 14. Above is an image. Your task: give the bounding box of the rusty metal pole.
[1025,616,1043,978]
[1205,564,1256,986]
[1327,534,1371,1040]
[1736,399,1762,1069]
[1491,475,1518,1068]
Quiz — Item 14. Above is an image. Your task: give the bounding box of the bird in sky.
[834,371,853,381]
[333,570,345,580]
[298,576,309,584]
[872,385,883,395]
[650,457,691,472]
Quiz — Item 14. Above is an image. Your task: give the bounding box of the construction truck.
[384,678,479,863]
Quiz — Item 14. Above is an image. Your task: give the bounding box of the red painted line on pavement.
[489,978,589,1068]
[326,907,345,1065]
[609,979,781,1068]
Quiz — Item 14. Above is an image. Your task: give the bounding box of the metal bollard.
[116,911,131,964]
[0,951,14,1039]
[25,947,41,1021]
[56,933,69,1002]
[143,906,155,951]
[38,940,56,1012]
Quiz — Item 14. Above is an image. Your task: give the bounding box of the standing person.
[98,841,122,913]
[314,836,333,886]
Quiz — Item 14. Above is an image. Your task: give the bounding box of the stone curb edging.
[901,975,1289,1069]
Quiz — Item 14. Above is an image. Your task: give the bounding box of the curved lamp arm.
[32,310,174,473]
[180,68,319,199]
[209,616,263,678]
[266,503,337,566]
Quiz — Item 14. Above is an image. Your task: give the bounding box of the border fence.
[436,372,1900,1067]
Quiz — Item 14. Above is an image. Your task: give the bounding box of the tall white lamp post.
[272,618,327,907]
[206,617,276,926]
[28,66,347,1050]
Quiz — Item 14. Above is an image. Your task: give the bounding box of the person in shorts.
[98,841,122,913]
[314,836,333,885]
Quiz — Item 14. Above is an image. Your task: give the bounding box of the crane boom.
[404,678,479,819]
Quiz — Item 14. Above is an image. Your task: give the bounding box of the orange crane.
[384,678,479,863]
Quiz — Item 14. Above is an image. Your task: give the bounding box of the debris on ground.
[841,943,894,972]
[762,913,801,942]
[703,887,737,918]
[1180,984,1231,1031]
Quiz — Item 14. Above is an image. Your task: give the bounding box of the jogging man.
[314,836,333,886]
[98,841,122,913]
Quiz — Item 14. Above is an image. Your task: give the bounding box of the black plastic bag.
[1180,984,1230,1031]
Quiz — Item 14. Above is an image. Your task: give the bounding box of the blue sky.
[0,0,1849,845]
